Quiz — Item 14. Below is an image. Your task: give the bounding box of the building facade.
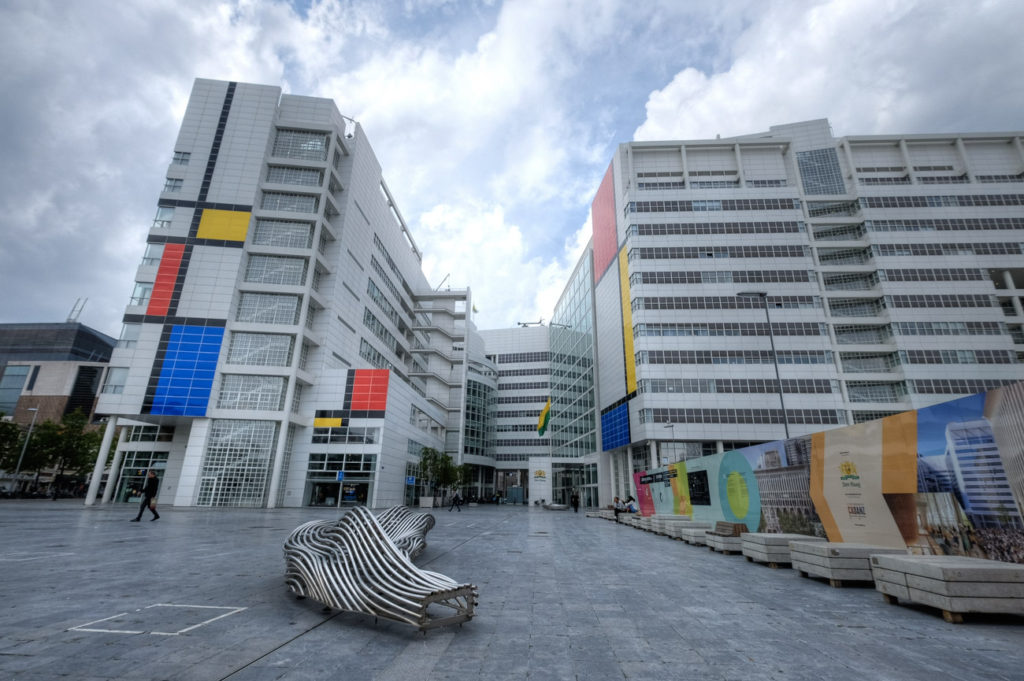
[575,119,1024,503]
[92,79,474,509]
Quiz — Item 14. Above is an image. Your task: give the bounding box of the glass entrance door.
[116,452,168,503]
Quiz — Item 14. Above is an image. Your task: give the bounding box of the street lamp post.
[737,292,790,439]
[13,407,39,495]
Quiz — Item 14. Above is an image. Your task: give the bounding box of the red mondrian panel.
[591,161,618,283]
[146,243,185,317]
[350,369,389,410]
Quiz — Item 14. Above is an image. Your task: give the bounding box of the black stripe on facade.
[142,324,176,413]
[143,82,237,410]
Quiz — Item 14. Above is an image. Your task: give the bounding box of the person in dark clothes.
[449,490,462,512]
[131,470,160,522]
[570,490,580,513]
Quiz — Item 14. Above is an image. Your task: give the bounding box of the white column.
[679,145,689,188]
[733,144,745,188]
[955,138,975,183]
[1005,270,1024,317]
[649,438,659,468]
[899,139,916,184]
[100,427,129,504]
[841,140,857,182]
[84,417,118,506]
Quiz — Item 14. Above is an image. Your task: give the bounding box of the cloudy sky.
[1,0,1022,337]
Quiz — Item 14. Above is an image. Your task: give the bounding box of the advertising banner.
[630,382,1024,563]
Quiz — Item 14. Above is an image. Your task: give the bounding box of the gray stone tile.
[0,501,1022,681]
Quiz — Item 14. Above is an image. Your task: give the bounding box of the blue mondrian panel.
[601,403,631,451]
[151,325,224,416]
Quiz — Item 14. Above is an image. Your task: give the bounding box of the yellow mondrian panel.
[197,209,251,241]
[313,417,343,428]
[618,249,637,394]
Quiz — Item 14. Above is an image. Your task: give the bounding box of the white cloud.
[4,0,1020,340]
[634,0,1024,141]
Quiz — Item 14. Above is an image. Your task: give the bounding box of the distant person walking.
[131,470,160,522]
[449,490,462,512]
[570,490,580,513]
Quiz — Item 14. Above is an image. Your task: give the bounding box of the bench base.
[871,554,1024,622]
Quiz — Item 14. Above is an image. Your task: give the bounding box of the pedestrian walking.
[449,490,462,512]
[131,470,160,522]
[570,490,580,513]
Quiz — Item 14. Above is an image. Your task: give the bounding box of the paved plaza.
[0,501,1021,681]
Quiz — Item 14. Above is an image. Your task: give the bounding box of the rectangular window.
[217,375,286,410]
[172,151,191,165]
[226,332,294,367]
[130,282,153,307]
[245,255,307,286]
[272,129,329,161]
[163,178,183,192]
[153,206,174,229]
[252,220,313,249]
[236,293,302,325]
[266,166,323,186]
[141,244,164,267]
[118,323,141,349]
[261,192,318,214]
[102,367,129,394]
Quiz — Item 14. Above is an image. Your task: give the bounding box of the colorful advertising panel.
[631,382,1024,563]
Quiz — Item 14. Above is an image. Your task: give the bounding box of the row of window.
[253,219,314,249]
[634,322,824,337]
[894,321,1003,335]
[861,194,1024,209]
[311,427,381,445]
[497,381,549,391]
[909,379,1016,394]
[633,296,818,311]
[866,218,1024,232]
[495,395,549,404]
[632,270,812,286]
[636,350,832,365]
[307,452,377,472]
[493,439,550,447]
[637,378,835,394]
[497,368,549,377]
[874,242,1021,256]
[631,221,802,236]
[626,198,800,214]
[641,408,844,425]
[903,349,1015,364]
[629,245,808,260]
[882,268,986,282]
[492,352,550,364]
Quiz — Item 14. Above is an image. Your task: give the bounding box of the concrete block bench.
[678,527,711,545]
[663,520,711,540]
[790,541,907,587]
[652,515,695,536]
[741,533,824,568]
[870,554,1024,623]
[705,521,747,554]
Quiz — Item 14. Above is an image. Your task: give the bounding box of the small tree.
[26,410,101,491]
[419,447,444,503]
[0,416,23,472]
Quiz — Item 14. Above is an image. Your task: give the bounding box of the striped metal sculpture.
[284,506,477,631]
[376,505,436,559]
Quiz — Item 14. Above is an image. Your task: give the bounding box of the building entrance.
[307,480,369,507]
[115,452,168,503]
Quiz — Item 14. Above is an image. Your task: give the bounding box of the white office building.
[92,79,475,508]
[575,119,1024,502]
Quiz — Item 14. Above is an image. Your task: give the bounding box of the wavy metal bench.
[376,506,436,559]
[284,506,477,631]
